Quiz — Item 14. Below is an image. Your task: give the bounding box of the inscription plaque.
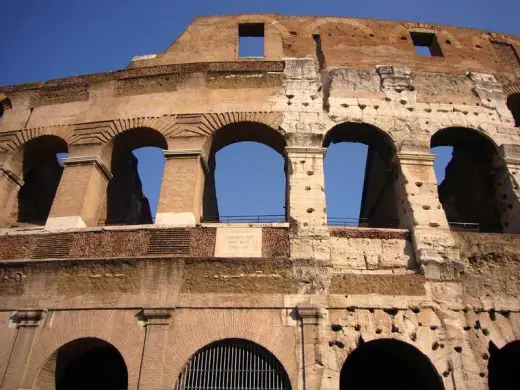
[214,228,262,258]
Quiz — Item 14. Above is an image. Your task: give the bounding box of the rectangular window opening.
[410,32,443,57]
[238,23,264,58]
[491,41,520,67]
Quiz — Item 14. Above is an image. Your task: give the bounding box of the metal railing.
[448,221,480,232]
[202,215,286,223]
[175,339,291,390]
[327,217,400,228]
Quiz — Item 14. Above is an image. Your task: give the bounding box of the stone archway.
[340,338,444,390]
[37,337,128,390]
[488,340,520,390]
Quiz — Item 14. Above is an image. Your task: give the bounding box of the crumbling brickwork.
[0,14,520,390]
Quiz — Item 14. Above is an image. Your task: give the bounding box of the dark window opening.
[324,123,399,228]
[203,122,286,223]
[431,127,503,232]
[410,32,443,57]
[238,23,264,58]
[507,93,520,127]
[488,340,520,390]
[55,338,128,390]
[340,339,444,390]
[175,338,291,390]
[104,128,166,226]
[16,136,68,225]
[492,41,520,67]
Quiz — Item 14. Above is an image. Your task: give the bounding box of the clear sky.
[1,0,518,222]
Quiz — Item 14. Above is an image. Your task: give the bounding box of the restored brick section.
[329,227,410,240]
[182,258,299,294]
[330,274,426,295]
[262,227,290,258]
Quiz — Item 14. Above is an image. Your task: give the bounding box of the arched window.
[340,339,444,390]
[16,135,68,225]
[0,94,12,119]
[50,337,127,390]
[488,340,520,390]
[203,122,286,223]
[323,123,399,228]
[507,93,520,127]
[104,128,167,225]
[175,338,291,390]
[431,127,502,232]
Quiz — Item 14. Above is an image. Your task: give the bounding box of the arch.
[203,121,287,221]
[36,337,128,390]
[507,93,520,127]
[15,135,68,225]
[340,338,444,390]
[174,338,291,390]
[323,122,399,228]
[0,93,12,118]
[488,340,520,390]
[103,127,168,225]
[431,126,503,232]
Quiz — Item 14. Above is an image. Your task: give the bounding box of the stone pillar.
[285,145,330,261]
[495,144,520,233]
[155,150,207,226]
[396,152,461,279]
[45,156,112,229]
[137,309,172,390]
[0,163,23,227]
[2,310,45,390]
[296,305,327,390]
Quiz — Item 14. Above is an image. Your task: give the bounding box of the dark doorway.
[340,339,444,390]
[55,338,128,390]
[488,340,520,390]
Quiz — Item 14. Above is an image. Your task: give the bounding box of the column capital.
[138,308,173,326]
[62,155,113,181]
[395,152,436,166]
[163,149,208,173]
[296,305,326,325]
[285,146,327,157]
[11,309,46,328]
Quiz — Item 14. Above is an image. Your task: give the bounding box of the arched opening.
[45,337,128,390]
[0,94,12,119]
[488,340,520,390]
[507,93,520,127]
[104,128,167,225]
[175,338,291,390]
[323,122,399,228]
[431,127,502,232]
[16,135,68,225]
[340,339,444,390]
[203,122,286,223]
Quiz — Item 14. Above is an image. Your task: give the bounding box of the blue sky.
[1,0,518,222]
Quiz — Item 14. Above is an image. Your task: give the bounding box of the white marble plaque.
[214,228,262,258]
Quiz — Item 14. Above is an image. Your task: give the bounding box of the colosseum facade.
[0,14,520,390]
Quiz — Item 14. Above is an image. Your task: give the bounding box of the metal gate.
[174,339,291,390]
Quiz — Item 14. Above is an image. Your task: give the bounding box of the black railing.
[448,221,480,232]
[202,215,286,223]
[327,217,400,228]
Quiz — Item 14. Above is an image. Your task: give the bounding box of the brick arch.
[27,311,143,390]
[308,17,375,37]
[430,125,500,153]
[0,93,12,117]
[503,81,520,95]
[163,310,298,390]
[0,125,73,153]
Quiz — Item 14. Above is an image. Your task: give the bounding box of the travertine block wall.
[0,14,519,390]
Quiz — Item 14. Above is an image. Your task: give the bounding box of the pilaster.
[285,145,330,261]
[396,152,461,279]
[2,310,45,390]
[137,309,173,390]
[45,155,112,229]
[155,150,207,226]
